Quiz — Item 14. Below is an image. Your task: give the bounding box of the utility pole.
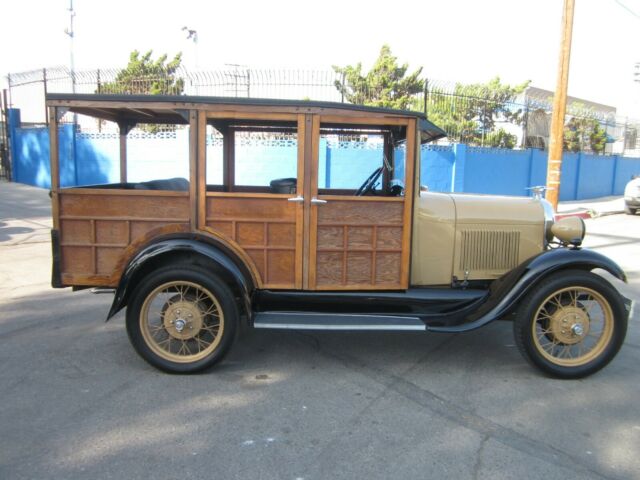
[64,0,76,94]
[546,0,575,210]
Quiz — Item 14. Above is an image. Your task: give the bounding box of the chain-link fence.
[6,66,640,156]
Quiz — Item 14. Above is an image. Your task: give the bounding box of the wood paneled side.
[60,193,189,218]
[313,198,404,289]
[317,200,403,225]
[205,195,298,288]
[58,191,190,286]
[61,246,92,274]
[95,220,128,244]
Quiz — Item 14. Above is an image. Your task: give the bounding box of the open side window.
[56,110,191,192]
[206,119,298,194]
[317,123,407,197]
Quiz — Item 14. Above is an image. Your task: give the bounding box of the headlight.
[540,198,555,244]
[551,216,586,246]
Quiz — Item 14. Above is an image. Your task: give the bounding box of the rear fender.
[106,235,255,320]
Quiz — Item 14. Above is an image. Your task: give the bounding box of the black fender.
[106,234,255,320]
[428,247,626,333]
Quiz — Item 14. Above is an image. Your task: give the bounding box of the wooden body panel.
[310,197,405,289]
[306,116,415,291]
[204,194,302,289]
[58,190,189,286]
[49,101,418,292]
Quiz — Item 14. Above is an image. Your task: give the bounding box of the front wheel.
[624,205,637,215]
[514,270,627,379]
[126,266,239,373]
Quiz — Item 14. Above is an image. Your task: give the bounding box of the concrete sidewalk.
[0,181,52,246]
[557,195,625,218]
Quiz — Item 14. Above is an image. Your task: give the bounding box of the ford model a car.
[47,94,630,378]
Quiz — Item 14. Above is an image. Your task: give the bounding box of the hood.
[447,193,544,226]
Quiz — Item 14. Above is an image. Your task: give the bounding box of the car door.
[304,114,416,290]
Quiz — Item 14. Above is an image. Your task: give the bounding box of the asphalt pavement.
[1,181,639,480]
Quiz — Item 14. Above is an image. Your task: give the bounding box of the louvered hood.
[450,193,545,280]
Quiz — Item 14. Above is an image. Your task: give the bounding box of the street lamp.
[182,26,199,70]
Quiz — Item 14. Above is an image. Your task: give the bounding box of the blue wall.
[8,108,640,200]
[421,145,640,200]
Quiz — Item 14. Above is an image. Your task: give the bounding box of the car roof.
[45,93,447,142]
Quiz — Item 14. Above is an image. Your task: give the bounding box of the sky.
[2,0,639,121]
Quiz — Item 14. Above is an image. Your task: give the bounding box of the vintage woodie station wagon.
[47,93,631,378]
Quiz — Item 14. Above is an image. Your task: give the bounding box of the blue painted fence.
[420,144,640,200]
[8,109,640,199]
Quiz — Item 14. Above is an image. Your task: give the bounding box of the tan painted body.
[411,192,546,286]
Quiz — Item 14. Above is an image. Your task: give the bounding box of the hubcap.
[549,306,590,345]
[163,300,204,340]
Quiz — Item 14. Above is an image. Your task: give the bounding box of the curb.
[555,211,595,221]
[555,209,624,220]
[555,209,594,220]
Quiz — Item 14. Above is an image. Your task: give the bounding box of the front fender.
[428,248,626,333]
[106,236,255,320]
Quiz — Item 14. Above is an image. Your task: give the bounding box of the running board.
[253,312,427,331]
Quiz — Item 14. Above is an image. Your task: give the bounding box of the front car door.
[306,115,416,290]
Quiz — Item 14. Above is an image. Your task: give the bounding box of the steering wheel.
[355,167,384,196]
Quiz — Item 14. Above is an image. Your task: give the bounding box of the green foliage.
[485,128,518,149]
[425,77,530,149]
[562,103,607,154]
[100,50,184,132]
[563,117,607,153]
[101,50,184,95]
[333,45,424,110]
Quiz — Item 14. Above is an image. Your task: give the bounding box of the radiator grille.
[459,230,520,272]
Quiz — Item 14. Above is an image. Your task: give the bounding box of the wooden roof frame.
[44,94,447,143]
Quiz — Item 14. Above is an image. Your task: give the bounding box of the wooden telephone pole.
[546,0,575,210]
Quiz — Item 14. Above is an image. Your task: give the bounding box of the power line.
[613,0,640,20]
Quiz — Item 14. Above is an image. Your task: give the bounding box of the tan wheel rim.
[140,281,224,363]
[531,286,613,367]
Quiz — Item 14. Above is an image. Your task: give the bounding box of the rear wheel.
[624,205,637,215]
[514,270,627,379]
[126,266,239,373]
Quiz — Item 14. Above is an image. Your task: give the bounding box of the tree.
[99,50,184,132]
[562,103,608,154]
[333,45,424,110]
[563,116,607,153]
[426,77,530,148]
[101,50,184,95]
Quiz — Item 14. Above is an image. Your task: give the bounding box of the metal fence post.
[7,74,11,108]
[423,79,429,118]
[622,118,628,157]
[247,69,251,98]
[97,69,101,94]
[43,68,48,125]
[340,72,345,103]
[521,102,529,148]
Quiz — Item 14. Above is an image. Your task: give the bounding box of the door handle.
[311,197,327,205]
[287,196,304,203]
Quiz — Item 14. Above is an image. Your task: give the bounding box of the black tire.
[624,205,637,215]
[513,269,627,379]
[126,265,239,373]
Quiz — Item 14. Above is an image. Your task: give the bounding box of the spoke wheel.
[531,287,613,367]
[140,281,225,363]
[514,270,627,379]
[126,266,239,373]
